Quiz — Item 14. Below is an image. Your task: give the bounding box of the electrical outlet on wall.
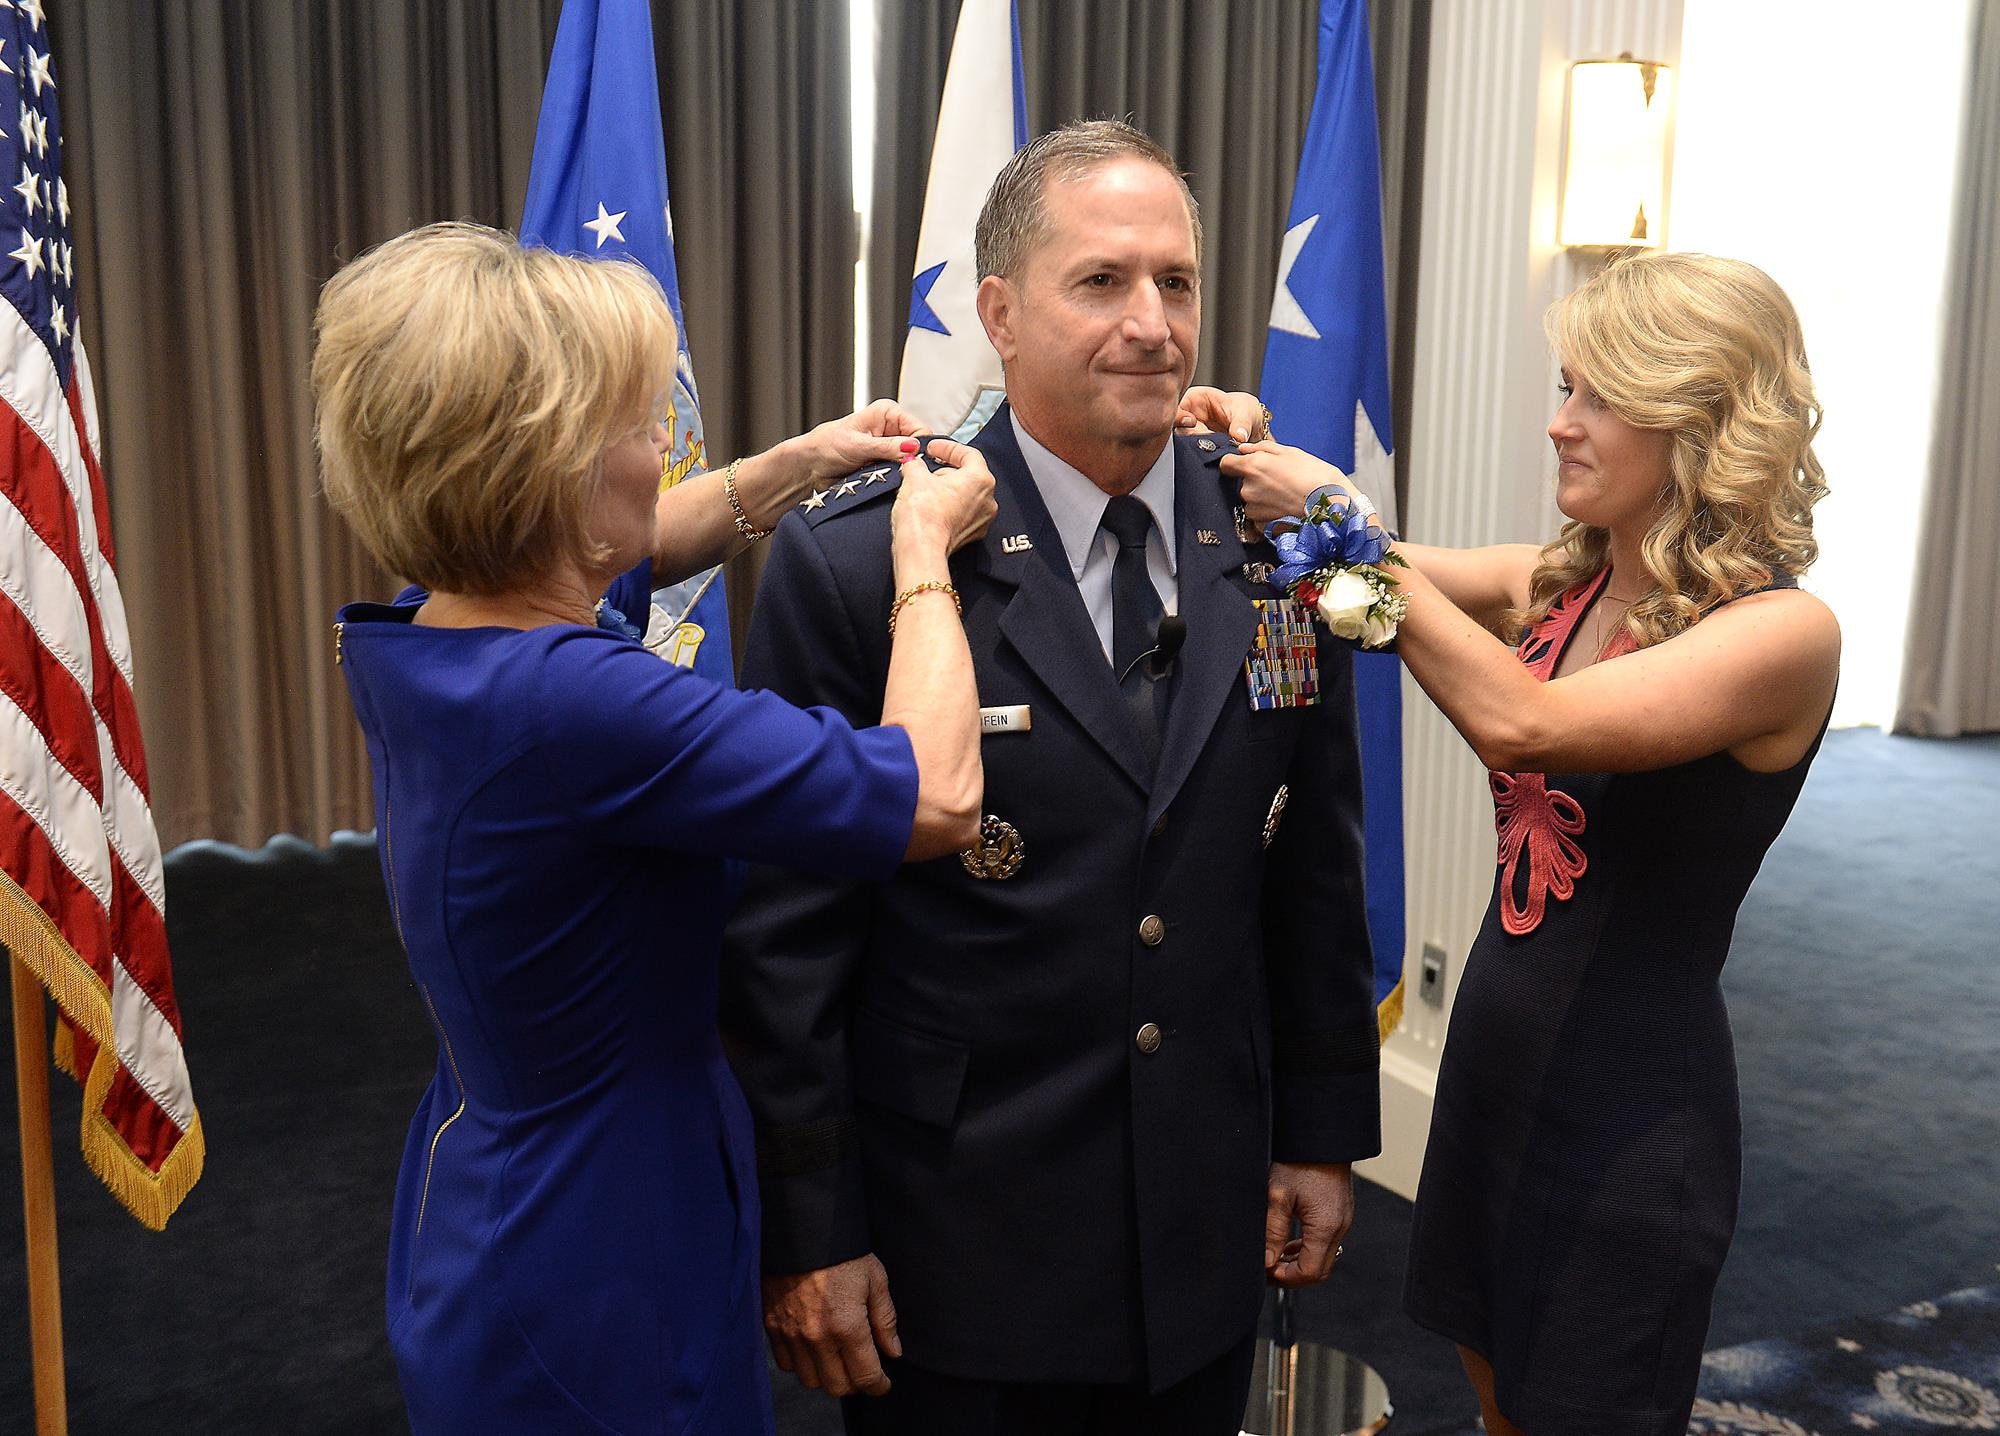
[1419,943,1447,1007]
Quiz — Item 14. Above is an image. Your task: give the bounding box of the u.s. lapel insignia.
[961,815,1025,880]
[1196,529,1220,546]
[800,488,830,511]
[1243,597,1322,711]
[1262,784,1289,849]
[1001,533,1033,554]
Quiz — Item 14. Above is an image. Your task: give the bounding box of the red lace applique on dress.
[1491,771,1587,935]
[1488,570,1634,936]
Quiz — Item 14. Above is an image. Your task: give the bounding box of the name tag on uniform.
[980,704,1032,734]
[1244,598,1321,711]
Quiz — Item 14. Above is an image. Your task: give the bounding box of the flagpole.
[11,955,68,1435]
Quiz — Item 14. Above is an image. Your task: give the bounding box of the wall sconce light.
[1559,53,1673,248]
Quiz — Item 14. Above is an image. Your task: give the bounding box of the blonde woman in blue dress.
[316,221,995,1434]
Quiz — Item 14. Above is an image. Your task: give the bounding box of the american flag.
[0,1,202,1227]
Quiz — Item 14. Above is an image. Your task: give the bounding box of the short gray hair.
[973,119,1203,282]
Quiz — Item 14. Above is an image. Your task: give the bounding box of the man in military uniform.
[722,120,1380,1434]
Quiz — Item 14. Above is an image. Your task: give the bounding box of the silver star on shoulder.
[582,201,627,249]
[800,488,830,512]
[834,479,861,498]
[861,467,891,485]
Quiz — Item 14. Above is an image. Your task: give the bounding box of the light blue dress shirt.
[1010,413,1179,665]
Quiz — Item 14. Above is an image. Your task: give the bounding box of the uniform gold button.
[1150,813,1168,838]
[1138,914,1166,946]
[1135,1022,1162,1054]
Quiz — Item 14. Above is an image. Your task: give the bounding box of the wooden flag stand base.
[12,954,68,1435]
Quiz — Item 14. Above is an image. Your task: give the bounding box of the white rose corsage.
[1264,484,1408,649]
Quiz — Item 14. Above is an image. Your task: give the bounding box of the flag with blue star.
[1259,0,1406,1039]
[520,0,732,684]
[897,0,1027,439]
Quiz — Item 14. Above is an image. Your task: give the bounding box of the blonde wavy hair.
[313,221,676,596]
[1505,252,1828,649]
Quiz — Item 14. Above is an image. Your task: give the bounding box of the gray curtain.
[866,0,1430,519]
[53,0,853,847]
[1895,0,2000,738]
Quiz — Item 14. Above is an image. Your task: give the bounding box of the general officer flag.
[1258,0,1407,1039]
[898,0,1028,439]
[521,0,732,683]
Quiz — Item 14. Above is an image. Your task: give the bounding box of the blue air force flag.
[1258,0,1407,1038]
[521,0,732,684]
[897,0,1028,440]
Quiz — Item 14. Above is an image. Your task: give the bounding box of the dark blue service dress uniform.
[721,409,1383,1419]
[335,563,919,1435]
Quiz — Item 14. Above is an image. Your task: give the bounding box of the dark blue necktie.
[1099,495,1169,768]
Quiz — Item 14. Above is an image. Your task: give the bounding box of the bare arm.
[1394,560,1840,774]
[1394,543,1542,633]
[1220,439,1839,773]
[880,440,996,859]
[651,400,924,585]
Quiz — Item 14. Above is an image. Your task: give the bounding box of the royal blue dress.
[335,564,919,1435]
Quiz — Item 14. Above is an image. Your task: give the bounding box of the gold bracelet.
[887,580,961,635]
[724,459,770,542]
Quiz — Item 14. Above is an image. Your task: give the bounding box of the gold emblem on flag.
[658,402,705,490]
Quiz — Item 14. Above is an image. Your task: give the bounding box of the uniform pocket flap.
[851,1007,970,1129]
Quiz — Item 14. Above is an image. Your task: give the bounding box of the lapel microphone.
[1119,615,1188,683]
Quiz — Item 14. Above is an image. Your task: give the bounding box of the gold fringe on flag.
[1376,973,1406,1047]
[1,870,205,1231]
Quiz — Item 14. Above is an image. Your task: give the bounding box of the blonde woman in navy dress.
[1221,253,1839,1436]
[314,221,996,1435]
